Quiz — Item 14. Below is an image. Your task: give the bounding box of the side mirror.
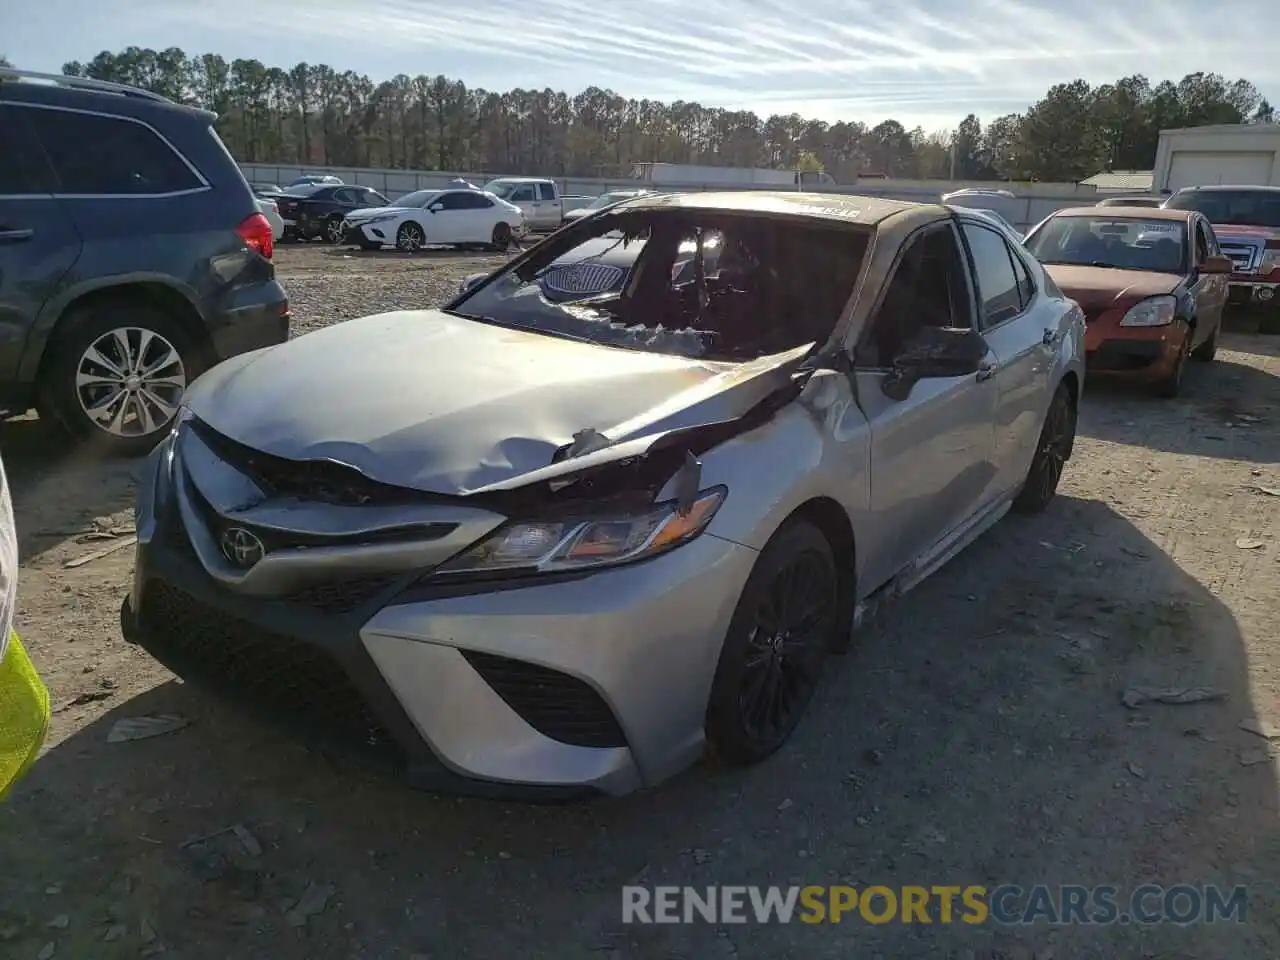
[428,204,442,213]
[458,272,487,295]
[881,326,987,401]
[1200,255,1234,275]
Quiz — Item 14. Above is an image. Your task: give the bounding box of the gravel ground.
[1,246,1278,959]
[278,243,514,335]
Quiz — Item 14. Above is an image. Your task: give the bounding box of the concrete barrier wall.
[241,163,1106,232]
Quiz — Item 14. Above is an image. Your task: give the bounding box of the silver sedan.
[122,191,1085,799]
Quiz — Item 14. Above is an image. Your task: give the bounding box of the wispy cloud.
[8,0,1278,129]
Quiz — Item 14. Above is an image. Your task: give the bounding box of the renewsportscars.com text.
[622,884,1248,926]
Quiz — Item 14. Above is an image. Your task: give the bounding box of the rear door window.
[537,183,556,201]
[961,222,1023,327]
[21,105,204,196]
[0,106,55,195]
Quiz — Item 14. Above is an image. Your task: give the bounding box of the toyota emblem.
[220,527,265,568]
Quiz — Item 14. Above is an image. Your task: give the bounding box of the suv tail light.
[236,212,274,260]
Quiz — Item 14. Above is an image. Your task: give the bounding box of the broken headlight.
[436,487,726,576]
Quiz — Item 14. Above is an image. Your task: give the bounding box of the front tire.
[396,221,425,253]
[1155,325,1191,398]
[489,222,514,251]
[40,301,200,456]
[325,218,346,244]
[1191,322,1218,362]
[1012,382,1076,515]
[706,519,838,766]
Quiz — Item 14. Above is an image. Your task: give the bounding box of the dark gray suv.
[0,69,290,454]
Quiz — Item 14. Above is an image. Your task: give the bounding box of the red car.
[1023,206,1232,397]
[1163,185,1280,333]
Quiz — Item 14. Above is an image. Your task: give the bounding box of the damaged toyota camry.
[121,192,1086,800]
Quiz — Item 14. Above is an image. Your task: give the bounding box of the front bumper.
[342,220,392,247]
[121,441,757,799]
[1228,280,1280,306]
[1083,318,1186,378]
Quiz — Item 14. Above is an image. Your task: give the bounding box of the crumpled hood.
[1043,264,1180,312]
[183,310,806,495]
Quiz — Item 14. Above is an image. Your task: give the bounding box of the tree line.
[4,48,1274,182]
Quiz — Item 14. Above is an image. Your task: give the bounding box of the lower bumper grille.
[137,580,402,768]
[462,650,627,749]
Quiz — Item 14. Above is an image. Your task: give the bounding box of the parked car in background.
[250,182,283,197]
[955,207,1022,240]
[122,191,1083,799]
[275,183,391,243]
[256,198,285,242]
[561,189,654,224]
[288,174,343,187]
[942,188,1022,232]
[1096,195,1165,208]
[0,68,289,453]
[1023,206,1230,396]
[342,188,525,252]
[1162,185,1280,332]
[483,177,567,231]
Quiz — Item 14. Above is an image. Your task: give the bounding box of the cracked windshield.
[1,1,1278,959]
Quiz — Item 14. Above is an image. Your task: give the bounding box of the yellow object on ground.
[0,631,49,799]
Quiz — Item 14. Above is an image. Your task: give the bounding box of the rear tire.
[705,519,838,766]
[39,301,202,456]
[324,218,346,244]
[1012,382,1076,515]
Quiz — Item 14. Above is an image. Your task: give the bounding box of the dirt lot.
[2,244,1279,959]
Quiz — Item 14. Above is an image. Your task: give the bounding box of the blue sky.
[5,0,1274,130]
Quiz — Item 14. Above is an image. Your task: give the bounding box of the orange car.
[1022,206,1232,397]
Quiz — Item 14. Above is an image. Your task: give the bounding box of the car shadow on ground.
[1078,334,1280,464]
[2,414,141,563]
[1,496,1273,959]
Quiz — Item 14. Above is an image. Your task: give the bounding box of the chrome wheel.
[325,218,345,244]
[397,222,425,252]
[75,326,187,438]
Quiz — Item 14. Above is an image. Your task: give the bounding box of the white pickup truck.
[481,177,591,231]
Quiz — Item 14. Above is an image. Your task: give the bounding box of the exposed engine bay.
[450,208,870,361]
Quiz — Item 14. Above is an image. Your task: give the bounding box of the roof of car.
[1174,184,1280,193]
[615,190,926,226]
[1051,205,1194,221]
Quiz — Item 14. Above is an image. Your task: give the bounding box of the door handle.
[976,361,996,381]
[0,228,34,243]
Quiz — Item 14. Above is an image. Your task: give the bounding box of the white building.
[1152,124,1280,192]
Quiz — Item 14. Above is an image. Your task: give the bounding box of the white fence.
[240,162,1113,232]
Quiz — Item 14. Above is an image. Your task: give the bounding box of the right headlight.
[435,487,726,578]
[1119,295,1176,327]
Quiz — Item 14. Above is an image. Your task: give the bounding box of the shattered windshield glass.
[449,209,870,361]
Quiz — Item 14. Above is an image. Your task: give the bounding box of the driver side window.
[1194,221,1210,263]
[856,224,973,369]
[510,186,536,202]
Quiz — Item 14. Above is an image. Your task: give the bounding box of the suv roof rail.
[0,67,172,104]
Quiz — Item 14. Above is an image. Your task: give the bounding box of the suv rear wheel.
[40,301,201,455]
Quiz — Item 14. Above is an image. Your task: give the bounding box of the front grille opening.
[287,575,398,614]
[462,650,627,749]
[138,581,403,769]
[542,262,626,296]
